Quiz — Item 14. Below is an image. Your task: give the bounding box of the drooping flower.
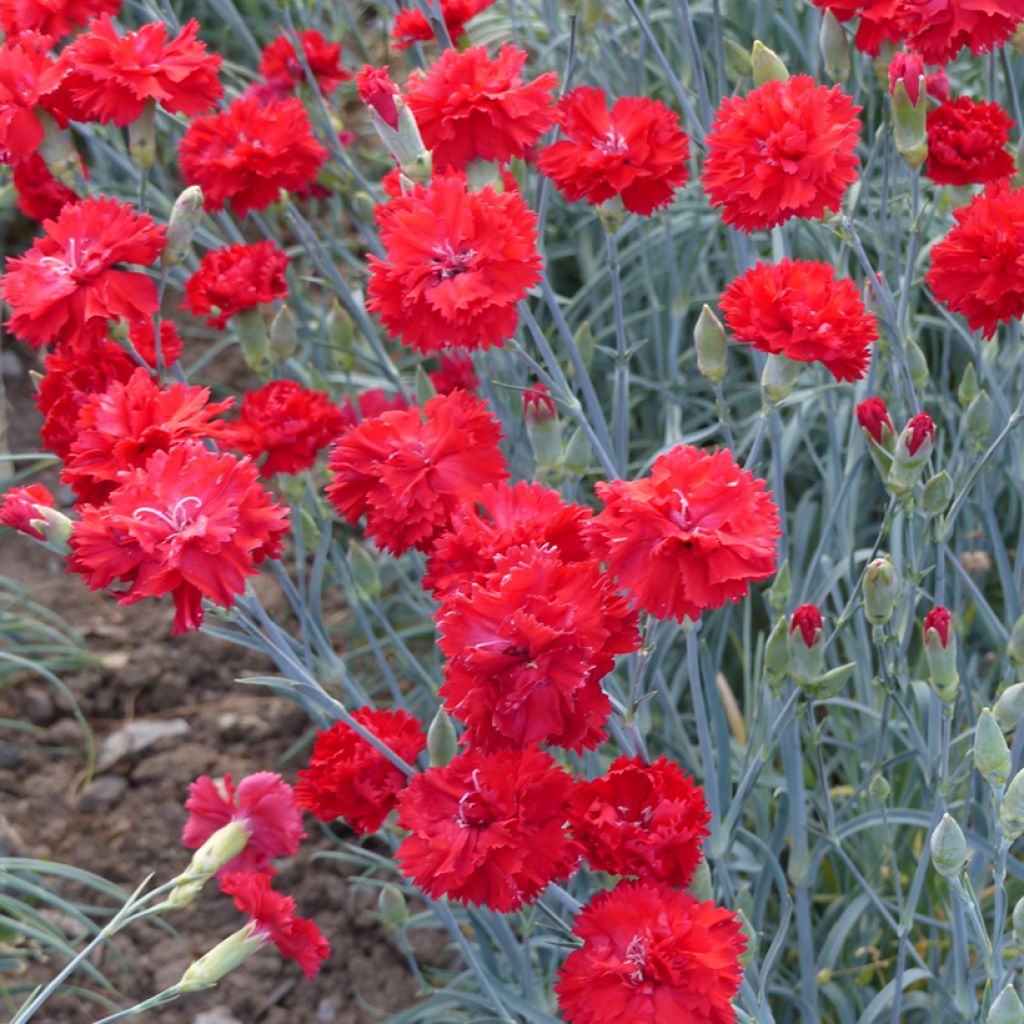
[405,45,557,171]
[59,16,222,126]
[395,746,581,912]
[182,772,306,875]
[428,352,478,395]
[856,397,896,448]
[894,0,1024,64]
[810,0,904,56]
[182,240,289,330]
[719,259,878,381]
[179,95,328,216]
[367,173,542,353]
[926,96,1015,186]
[537,86,690,216]
[296,708,425,834]
[219,871,330,978]
[568,756,710,887]
[224,380,346,477]
[1,483,56,540]
[1,196,164,350]
[702,75,862,233]
[356,64,400,129]
[259,29,349,97]
[587,444,781,623]
[62,368,232,505]
[927,180,1024,339]
[555,881,746,1024]
[391,0,496,50]
[337,388,410,430]
[0,0,119,40]
[12,154,78,222]
[423,479,594,599]
[325,389,508,555]
[69,441,289,634]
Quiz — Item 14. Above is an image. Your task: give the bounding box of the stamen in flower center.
[595,129,629,155]
[133,495,203,532]
[625,934,648,984]
[431,241,476,281]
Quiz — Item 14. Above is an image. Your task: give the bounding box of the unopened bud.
[163,186,204,267]
[788,605,825,688]
[1004,770,1024,840]
[378,884,409,931]
[722,37,752,80]
[958,363,980,408]
[965,390,993,450]
[327,301,356,373]
[994,682,1024,732]
[572,320,596,370]
[1014,896,1024,946]
[863,556,899,626]
[179,924,263,992]
[975,708,1012,787]
[930,813,968,878]
[694,305,728,385]
[887,412,935,498]
[892,77,928,168]
[869,774,891,801]
[819,11,851,82]
[166,821,249,909]
[923,607,959,702]
[767,560,791,615]
[751,40,789,86]
[813,662,856,699]
[348,541,381,602]
[36,111,80,188]
[524,384,562,472]
[427,706,458,768]
[989,984,1024,1024]
[128,100,157,171]
[921,471,953,518]
[761,353,800,405]
[269,304,299,361]
[1,484,72,550]
[233,308,271,374]
[736,908,758,966]
[562,426,592,476]
[905,337,930,391]
[764,616,790,690]
[1010,615,1024,667]
[687,857,712,902]
[856,398,897,479]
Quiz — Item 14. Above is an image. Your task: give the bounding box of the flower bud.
[427,706,458,767]
[975,708,1012,787]
[722,37,752,80]
[813,662,856,699]
[572,320,595,370]
[378,884,409,931]
[751,40,789,86]
[348,541,381,602]
[1014,896,1024,946]
[356,64,399,129]
[166,821,249,909]
[930,813,968,878]
[687,857,712,902]
[179,924,263,992]
[269,304,299,361]
[523,384,563,473]
[923,606,959,702]
[1010,615,1024,667]
[694,304,728,385]
[233,308,272,374]
[162,186,204,267]
[887,412,935,498]
[819,11,851,82]
[965,390,993,450]
[736,908,758,966]
[763,616,790,691]
[128,100,157,170]
[856,397,896,453]
[994,682,1024,732]
[869,773,891,801]
[761,353,800,405]
[562,426,592,476]
[921,471,953,519]
[327,300,356,373]
[891,77,928,168]
[1002,769,1024,841]
[989,984,1024,1024]
[767,560,791,615]
[863,556,899,626]
[888,51,925,106]
[36,111,80,188]
[958,363,980,408]
[788,604,825,688]
[1,484,72,550]
[905,337,930,392]
[357,65,429,180]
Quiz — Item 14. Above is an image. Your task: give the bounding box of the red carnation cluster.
[179,95,328,215]
[296,708,425,834]
[927,181,1024,339]
[895,0,1024,64]
[588,444,781,623]
[392,0,496,49]
[555,881,746,1024]
[326,389,508,555]
[702,75,861,233]
[926,96,1015,186]
[720,259,878,381]
[568,756,710,887]
[396,747,580,912]
[405,44,557,171]
[0,0,118,40]
[70,441,289,634]
[538,86,691,216]
[259,29,349,98]
[183,241,289,330]
[367,173,542,353]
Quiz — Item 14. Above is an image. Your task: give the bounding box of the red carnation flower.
[179,95,328,216]
[183,240,289,330]
[924,605,953,646]
[1,483,56,540]
[1,196,164,350]
[856,397,896,447]
[226,380,346,477]
[537,86,690,216]
[60,16,221,126]
[437,544,639,752]
[587,444,781,623]
[296,708,425,834]
[926,96,1015,186]
[702,75,862,233]
[220,871,330,979]
[927,181,1024,339]
[367,173,541,353]
[62,368,231,506]
[894,0,1024,64]
[70,441,289,634]
[719,259,878,382]
[356,64,400,129]
[392,0,496,50]
[259,29,350,98]
[395,746,580,912]
[0,35,74,164]
[325,389,508,556]
[428,352,478,395]
[129,317,184,368]
[811,0,904,55]
[338,388,410,429]
[0,0,118,40]
[406,45,556,171]
[568,756,710,887]
[555,880,746,1024]
[183,771,306,875]
[423,479,594,599]
[12,154,78,222]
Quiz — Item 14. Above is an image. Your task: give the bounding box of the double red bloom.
[391,0,496,49]
[183,241,289,330]
[0,0,118,40]
[926,96,1015,186]
[538,86,690,216]
[894,0,1024,64]
[259,29,349,97]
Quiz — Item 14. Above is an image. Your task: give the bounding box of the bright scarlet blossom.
[428,352,478,395]
[423,479,593,599]
[356,64,400,129]
[129,317,184,368]
[702,75,862,233]
[325,389,508,556]
[856,397,895,447]
[568,756,710,887]
[405,45,557,171]
[0,483,55,540]
[437,544,640,752]
[12,154,78,222]
[894,0,1024,64]
[367,173,542,353]
[924,605,953,646]
[62,368,232,506]
[259,29,350,97]
[60,16,222,126]
[296,708,425,834]
[220,871,330,979]
[0,0,118,40]
[70,441,289,634]
[719,259,878,382]
[926,181,1024,339]
[926,96,1015,186]
[537,86,690,216]
[338,388,410,430]
[183,772,306,875]
[183,241,289,330]
[391,0,496,50]
[225,380,346,477]
[179,95,328,216]
[810,0,904,55]
[395,747,581,912]
[555,881,746,1024]
[587,445,781,623]
[1,196,164,350]
[791,604,824,648]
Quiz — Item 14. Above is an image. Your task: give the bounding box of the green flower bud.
[36,111,80,188]
[892,77,928,169]
[869,773,891,802]
[767,560,791,615]
[179,924,263,992]
[812,662,856,699]
[863,556,899,626]
[958,363,980,408]
[975,708,1011,787]
[763,616,790,690]
[995,682,1024,732]
[965,390,994,450]
[352,190,377,221]
[233,307,271,375]
[562,426,593,476]
[989,984,1024,1024]
[694,305,728,385]
[128,100,157,171]
[572,320,595,371]
[327,300,356,373]
[1010,615,1024,667]
[921,471,953,519]
[722,37,752,80]
[1013,896,1024,946]
[687,857,712,902]
[923,607,959,703]
[348,541,381,603]
[523,385,563,473]
[378,884,409,931]
[162,186,204,267]
[819,11,851,82]
[761,353,800,405]
[269,304,299,361]
[427,706,458,768]
[166,821,249,909]
[597,195,627,234]
[736,908,758,966]
[751,40,789,86]
[930,813,968,878]
[1002,769,1024,841]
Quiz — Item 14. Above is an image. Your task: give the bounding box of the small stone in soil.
[76,774,128,813]
[23,687,57,726]
[194,1008,243,1024]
